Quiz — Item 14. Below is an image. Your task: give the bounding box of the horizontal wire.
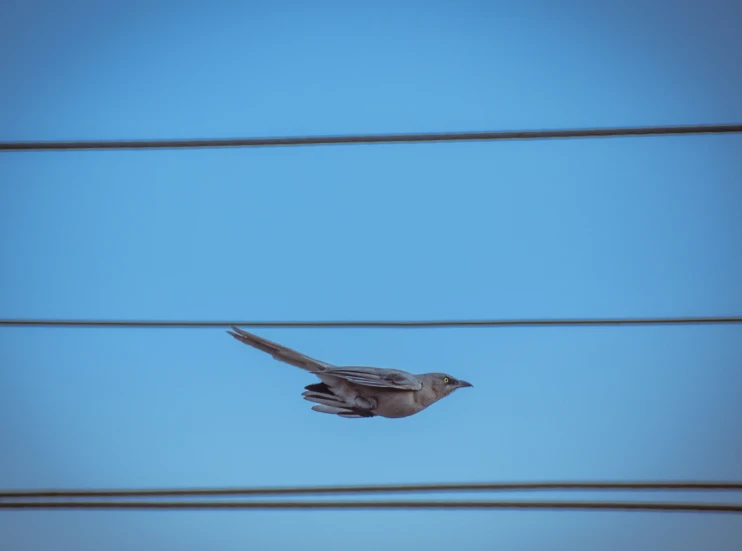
[1,317,741,329]
[1,123,741,152]
[1,500,741,513]
[4,481,742,499]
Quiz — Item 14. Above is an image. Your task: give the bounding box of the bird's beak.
[456,380,473,388]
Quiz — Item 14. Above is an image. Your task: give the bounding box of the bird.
[226,326,472,419]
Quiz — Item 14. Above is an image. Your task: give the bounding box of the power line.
[1,316,740,329]
[1,500,740,513]
[4,481,742,499]
[1,123,740,152]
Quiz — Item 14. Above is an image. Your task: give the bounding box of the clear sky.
[1,1,741,549]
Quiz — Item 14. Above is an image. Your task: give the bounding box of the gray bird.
[227,326,472,419]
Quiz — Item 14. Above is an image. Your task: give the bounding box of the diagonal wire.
[1,316,741,329]
[4,481,742,499]
[1,123,741,152]
[1,500,741,513]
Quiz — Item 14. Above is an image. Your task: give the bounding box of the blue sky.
[1,1,741,549]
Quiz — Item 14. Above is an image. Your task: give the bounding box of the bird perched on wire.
[227,326,472,419]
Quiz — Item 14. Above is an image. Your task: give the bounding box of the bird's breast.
[371,390,424,418]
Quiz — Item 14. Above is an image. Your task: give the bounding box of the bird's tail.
[226,326,330,372]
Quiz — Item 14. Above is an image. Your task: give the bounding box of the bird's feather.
[324,366,423,390]
[302,391,349,408]
[311,404,363,417]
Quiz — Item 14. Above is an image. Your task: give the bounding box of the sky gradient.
[1,1,741,549]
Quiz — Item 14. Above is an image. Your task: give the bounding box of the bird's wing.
[227,326,332,372]
[324,366,423,391]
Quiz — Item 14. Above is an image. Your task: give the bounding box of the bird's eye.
[443,377,450,383]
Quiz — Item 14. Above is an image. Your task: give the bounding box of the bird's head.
[425,372,473,399]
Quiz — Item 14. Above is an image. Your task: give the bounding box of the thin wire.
[4,481,742,499]
[1,500,740,513]
[1,317,740,329]
[1,123,740,152]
